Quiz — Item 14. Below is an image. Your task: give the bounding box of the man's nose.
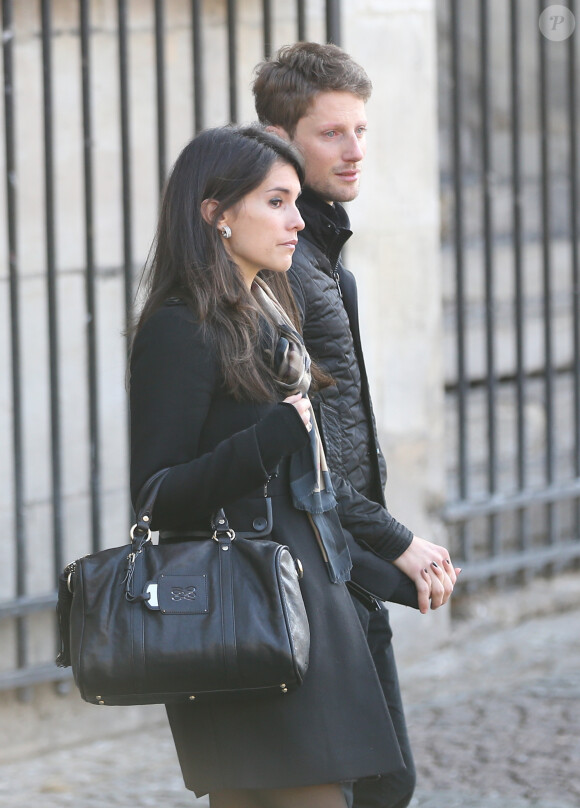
[343,133,365,162]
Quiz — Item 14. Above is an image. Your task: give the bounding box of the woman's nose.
[292,209,305,232]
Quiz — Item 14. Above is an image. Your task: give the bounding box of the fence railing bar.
[456,540,580,583]
[117,0,135,533]
[80,0,101,554]
[443,477,580,522]
[568,0,580,537]
[0,664,72,692]
[154,0,167,195]
[326,0,341,45]
[2,0,28,674]
[509,0,530,559]
[262,0,272,58]
[41,0,64,585]
[191,0,204,133]
[538,0,556,545]
[117,0,134,335]
[0,593,58,619]
[297,0,306,41]
[450,0,469,561]
[479,0,500,558]
[227,0,238,122]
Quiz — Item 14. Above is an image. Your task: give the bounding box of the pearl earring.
[220,225,232,239]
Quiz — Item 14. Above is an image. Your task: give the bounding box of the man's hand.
[392,535,461,615]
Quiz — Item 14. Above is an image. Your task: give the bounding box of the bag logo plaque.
[171,585,197,602]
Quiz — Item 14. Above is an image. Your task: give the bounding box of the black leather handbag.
[56,468,310,706]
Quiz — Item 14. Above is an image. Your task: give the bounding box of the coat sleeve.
[329,471,413,561]
[129,305,309,528]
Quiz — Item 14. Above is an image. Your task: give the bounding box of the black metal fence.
[438,0,580,583]
[0,0,340,693]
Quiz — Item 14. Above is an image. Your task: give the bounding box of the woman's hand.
[393,535,461,614]
[283,393,312,431]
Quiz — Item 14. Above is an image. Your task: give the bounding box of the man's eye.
[356,127,367,137]
[324,131,337,138]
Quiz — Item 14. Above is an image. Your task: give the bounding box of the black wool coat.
[129,301,405,796]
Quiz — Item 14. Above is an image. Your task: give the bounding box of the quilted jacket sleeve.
[129,304,309,528]
[329,471,413,561]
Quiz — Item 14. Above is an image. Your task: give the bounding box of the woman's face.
[219,160,305,288]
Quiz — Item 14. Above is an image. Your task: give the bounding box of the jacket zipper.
[331,268,343,298]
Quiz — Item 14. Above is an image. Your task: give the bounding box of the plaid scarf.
[253,277,352,584]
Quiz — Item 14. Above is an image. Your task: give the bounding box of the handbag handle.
[132,468,231,541]
[132,467,171,538]
[132,468,272,543]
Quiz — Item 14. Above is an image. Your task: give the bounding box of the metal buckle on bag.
[211,513,235,542]
[211,528,235,542]
[129,524,152,542]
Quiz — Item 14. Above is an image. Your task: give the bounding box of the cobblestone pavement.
[401,605,580,808]
[0,606,578,808]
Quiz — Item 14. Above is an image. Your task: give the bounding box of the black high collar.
[297,188,352,271]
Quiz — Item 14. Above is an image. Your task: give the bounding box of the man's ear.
[266,124,291,143]
[200,198,219,227]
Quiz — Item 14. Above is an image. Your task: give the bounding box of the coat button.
[253,516,268,531]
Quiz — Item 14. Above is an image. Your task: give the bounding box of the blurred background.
[0,1,578,806]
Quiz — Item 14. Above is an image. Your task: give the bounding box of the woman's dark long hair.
[134,125,329,400]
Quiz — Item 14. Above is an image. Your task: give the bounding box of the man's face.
[290,90,367,204]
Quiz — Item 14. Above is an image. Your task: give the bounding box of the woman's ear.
[201,198,232,235]
[200,198,219,227]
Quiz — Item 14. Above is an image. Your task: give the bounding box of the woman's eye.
[269,198,283,208]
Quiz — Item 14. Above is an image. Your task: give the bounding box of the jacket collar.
[297,187,353,271]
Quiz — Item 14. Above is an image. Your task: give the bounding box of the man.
[253,42,459,808]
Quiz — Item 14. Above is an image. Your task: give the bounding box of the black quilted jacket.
[288,189,413,571]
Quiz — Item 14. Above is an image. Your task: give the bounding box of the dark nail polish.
[431,561,439,569]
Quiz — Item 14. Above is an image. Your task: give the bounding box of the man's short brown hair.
[253,42,372,138]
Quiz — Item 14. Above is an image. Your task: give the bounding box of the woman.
[130,126,404,808]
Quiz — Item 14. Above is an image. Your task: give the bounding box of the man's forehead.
[301,91,367,124]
